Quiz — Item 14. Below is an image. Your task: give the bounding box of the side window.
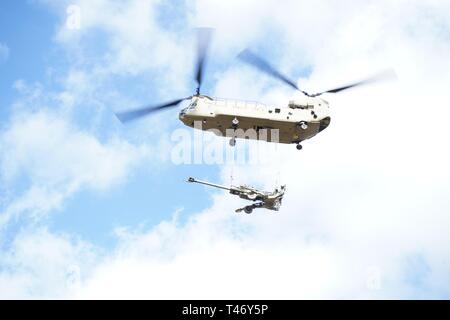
[275,108,281,113]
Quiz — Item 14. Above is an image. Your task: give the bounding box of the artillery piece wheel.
[244,206,253,214]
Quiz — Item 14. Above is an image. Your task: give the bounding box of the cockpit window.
[187,102,197,110]
[288,102,314,110]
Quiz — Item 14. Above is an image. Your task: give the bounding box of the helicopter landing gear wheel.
[296,143,303,150]
[298,121,308,130]
[232,117,239,129]
[230,118,239,147]
[244,206,253,214]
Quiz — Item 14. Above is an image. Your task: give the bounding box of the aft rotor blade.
[238,49,308,95]
[195,28,214,92]
[312,69,397,96]
[115,97,190,123]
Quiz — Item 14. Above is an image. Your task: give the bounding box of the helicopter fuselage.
[179,95,331,145]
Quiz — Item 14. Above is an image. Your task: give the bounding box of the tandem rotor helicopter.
[115,28,396,214]
[116,28,396,150]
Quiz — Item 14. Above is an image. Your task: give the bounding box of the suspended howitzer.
[187,177,286,214]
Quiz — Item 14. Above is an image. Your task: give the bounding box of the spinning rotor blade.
[116,29,215,124]
[195,28,214,93]
[115,97,190,123]
[237,49,308,95]
[311,69,397,97]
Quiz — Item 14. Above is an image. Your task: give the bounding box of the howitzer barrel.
[187,177,231,191]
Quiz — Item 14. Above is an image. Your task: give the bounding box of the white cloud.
[49,0,194,93]
[73,206,344,299]
[1,0,450,299]
[70,0,450,299]
[72,163,449,299]
[0,228,97,299]
[1,110,147,189]
[0,108,150,227]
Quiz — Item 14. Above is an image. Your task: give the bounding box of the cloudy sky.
[0,0,449,299]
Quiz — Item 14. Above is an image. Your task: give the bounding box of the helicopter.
[116,28,395,150]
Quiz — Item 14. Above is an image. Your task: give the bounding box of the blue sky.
[0,0,220,249]
[0,0,450,299]
[0,0,311,250]
[0,2,55,115]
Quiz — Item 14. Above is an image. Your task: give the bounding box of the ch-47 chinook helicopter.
[116,28,395,150]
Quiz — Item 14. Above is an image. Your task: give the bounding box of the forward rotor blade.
[238,49,308,95]
[115,97,189,123]
[195,28,214,92]
[312,69,397,96]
